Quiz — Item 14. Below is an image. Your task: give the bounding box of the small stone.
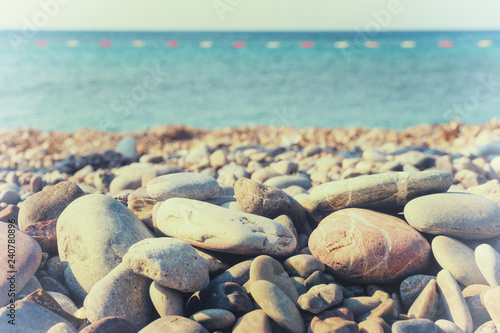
[392,318,438,333]
[432,236,488,286]
[311,170,452,212]
[485,287,500,331]
[434,319,466,333]
[284,254,325,278]
[311,317,358,333]
[291,276,308,296]
[0,204,19,223]
[309,208,430,284]
[46,256,65,284]
[123,237,209,293]
[79,316,137,333]
[21,218,58,254]
[341,296,382,317]
[263,174,312,189]
[270,160,298,174]
[358,318,387,333]
[39,276,70,297]
[475,244,500,287]
[46,322,78,333]
[356,298,398,323]
[128,198,157,231]
[304,271,331,289]
[408,279,440,319]
[405,193,500,240]
[115,136,138,160]
[84,263,153,331]
[18,276,42,298]
[146,172,221,201]
[0,190,21,205]
[26,289,83,328]
[475,321,499,333]
[149,281,184,317]
[197,282,253,316]
[297,283,343,314]
[189,309,236,331]
[251,280,304,333]
[47,291,79,316]
[139,315,209,333]
[466,293,491,328]
[400,275,437,310]
[30,175,43,193]
[462,284,491,298]
[232,309,272,333]
[250,255,299,303]
[436,270,473,333]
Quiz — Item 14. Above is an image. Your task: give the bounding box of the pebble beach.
[0,119,500,333]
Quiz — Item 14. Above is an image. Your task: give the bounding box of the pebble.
[432,236,488,286]
[484,287,500,330]
[297,283,343,314]
[21,218,58,254]
[475,321,499,333]
[47,291,79,316]
[250,280,305,333]
[311,317,358,333]
[263,174,312,189]
[462,284,491,298]
[17,276,42,298]
[404,193,500,240]
[115,136,138,160]
[310,170,452,212]
[139,315,209,333]
[155,198,296,256]
[434,319,465,333]
[146,172,221,201]
[217,164,248,187]
[400,275,437,310]
[0,204,19,223]
[127,198,157,231]
[18,180,85,229]
[197,282,253,315]
[47,322,78,333]
[39,276,71,297]
[408,279,440,319]
[0,222,42,307]
[475,244,500,287]
[57,194,153,302]
[284,254,325,278]
[436,270,473,333]
[123,237,210,292]
[341,296,382,317]
[356,298,398,323]
[234,177,306,232]
[79,316,138,333]
[109,164,178,193]
[0,189,21,205]
[392,318,438,333]
[232,309,272,333]
[466,293,491,328]
[358,318,387,333]
[189,309,236,331]
[308,208,430,283]
[84,263,153,331]
[46,255,65,284]
[149,281,184,317]
[249,255,299,303]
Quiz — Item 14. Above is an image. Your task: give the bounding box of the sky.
[1,0,500,31]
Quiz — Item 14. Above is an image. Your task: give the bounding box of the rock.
[206,259,253,291]
[0,299,74,332]
[400,275,437,310]
[475,321,499,333]
[39,276,70,297]
[25,289,83,328]
[311,170,452,212]
[434,319,465,333]
[46,256,65,284]
[232,309,272,333]
[192,247,230,277]
[404,193,500,240]
[30,175,43,193]
[304,271,331,289]
[475,244,500,287]
[340,296,382,317]
[93,169,114,193]
[284,254,325,278]
[392,318,438,333]
[309,208,430,284]
[217,164,248,187]
[478,142,500,156]
[311,317,358,333]
[57,194,153,302]
[47,322,78,333]
[139,316,208,333]
[485,287,500,331]
[234,177,306,232]
[251,167,280,184]
[84,263,153,331]
[115,136,138,160]
[0,222,42,307]
[128,198,157,231]
[297,283,343,314]
[249,255,299,303]
[189,309,236,331]
[155,198,296,256]
[251,280,304,333]
[197,282,253,316]
[18,181,85,229]
[356,298,398,323]
[21,218,58,254]
[109,164,180,193]
[0,204,19,223]
[432,236,488,286]
[47,291,79,316]
[0,190,21,205]
[436,270,473,333]
[17,276,42,298]
[79,316,138,333]
[466,293,491,328]
[122,237,209,292]
[264,174,312,189]
[149,281,184,317]
[408,279,440,319]
[462,284,491,298]
[270,160,298,174]
[209,149,228,170]
[146,172,221,201]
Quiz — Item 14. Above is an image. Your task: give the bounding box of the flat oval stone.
[432,236,488,286]
[392,318,438,333]
[146,172,221,201]
[404,193,500,240]
[47,322,78,333]
[485,287,500,330]
[251,280,305,333]
[57,194,153,302]
[156,198,296,256]
[140,315,209,333]
[250,255,299,303]
[311,170,452,212]
[263,174,312,189]
[437,270,473,333]
[79,316,137,333]
[284,254,325,278]
[340,297,381,317]
[232,309,272,333]
[434,319,466,333]
[297,283,343,314]
[123,237,209,292]
[475,244,500,287]
[189,309,236,331]
[309,208,430,283]
[149,281,184,317]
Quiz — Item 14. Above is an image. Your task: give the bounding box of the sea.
[0,30,499,132]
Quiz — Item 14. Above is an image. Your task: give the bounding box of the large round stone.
[309,208,430,283]
[57,194,153,302]
[404,193,500,240]
[155,198,296,256]
[146,172,221,201]
[311,170,452,212]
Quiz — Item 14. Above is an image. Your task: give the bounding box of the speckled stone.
[311,170,452,212]
[309,208,430,284]
[405,193,500,240]
[146,172,221,201]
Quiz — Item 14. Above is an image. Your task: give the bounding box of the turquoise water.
[0,31,499,132]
